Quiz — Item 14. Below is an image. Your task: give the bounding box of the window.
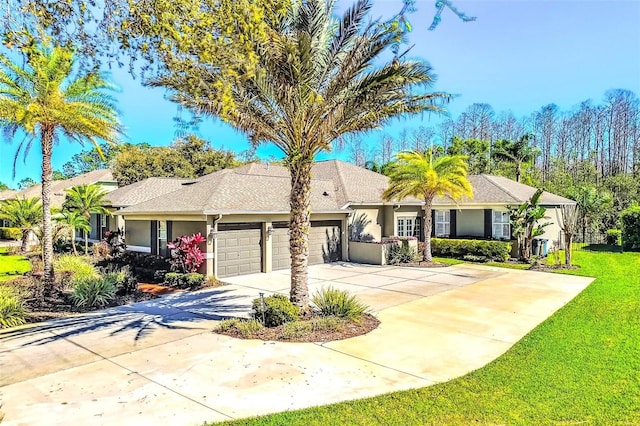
[158,220,167,255]
[397,217,420,238]
[492,211,510,240]
[434,210,450,237]
[100,214,107,238]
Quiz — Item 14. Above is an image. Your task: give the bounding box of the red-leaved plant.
[167,233,206,273]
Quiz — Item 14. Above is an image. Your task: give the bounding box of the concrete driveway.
[0,263,593,425]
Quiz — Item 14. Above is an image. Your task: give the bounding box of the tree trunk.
[84,229,89,254]
[41,127,55,288]
[515,161,522,183]
[564,233,573,266]
[288,158,313,312]
[20,229,29,253]
[71,227,78,256]
[423,196,433,262]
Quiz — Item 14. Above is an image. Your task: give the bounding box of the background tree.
[0,196,42,252]
[569,185,613,243]
[446,136,490,174]
[492,134,540,183]
[152,0,451,310]
[0,182,11,191]
[17,177,36,189]
[0,40,121,285]
[63,184,112,253]
[383,151,472,261]
[556,204,579,266]
[59,143,117,178]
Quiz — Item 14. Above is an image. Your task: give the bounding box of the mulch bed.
[529,264,580,272]
[216,313,380,343]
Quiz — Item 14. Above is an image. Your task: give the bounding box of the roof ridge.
[481,174,521,203]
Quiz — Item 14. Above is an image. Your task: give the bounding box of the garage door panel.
[218,225,262,278]
[272,221,341,270]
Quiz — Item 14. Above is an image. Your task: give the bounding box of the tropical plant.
[63,183,113,253]
[167,233,206,273]
[0,196,43,252]
[311,287,368,321]
[57,210,90,255]
[54,255,100,284]
[0,285,26,328]
[70,276,116,308]
[383,150,472,261]
[0,40,121,286]
[152,0,450,311]
[509,189,552,261]
[492,134,540,183]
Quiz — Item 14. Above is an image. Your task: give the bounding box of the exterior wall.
[172,221,206,240]
[349,207,382,241]
[541,206,565,246]
[349,239,418,265]
[125,220,151,250]
[455,209,484,237]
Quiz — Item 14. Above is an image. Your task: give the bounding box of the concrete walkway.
[0,263,593,425]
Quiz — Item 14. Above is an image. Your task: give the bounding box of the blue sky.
[1,0,639,187]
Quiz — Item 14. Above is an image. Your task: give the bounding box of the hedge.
[605,229,622,246]
[431,238,511,262]
[0,228,22,241]
[163,272,205,290]
[621,206,640,250]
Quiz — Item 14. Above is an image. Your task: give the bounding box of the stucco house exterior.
[102,160,575,278]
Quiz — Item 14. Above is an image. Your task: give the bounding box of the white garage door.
[217,223,262,278]
[272,220,341,270]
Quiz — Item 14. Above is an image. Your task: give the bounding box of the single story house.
[104,160,575,278]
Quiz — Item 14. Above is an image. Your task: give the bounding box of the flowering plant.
[167,233,206,273]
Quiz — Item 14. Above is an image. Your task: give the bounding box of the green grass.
[0,251,31,282]
[216,251,640,425]
[432,256,464,265]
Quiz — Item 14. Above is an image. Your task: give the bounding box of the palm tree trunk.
[71,227,78,256]
[288,159,312,312]
[423,197,433,262]
[84,230,89,254]
[20,229,29,253]
[41,127,55,288]
[515,161,522,183]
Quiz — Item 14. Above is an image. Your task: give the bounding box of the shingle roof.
[432,174,575,206]
[0,190,18,201]
[119,165,341,214]
[1,169,116,208]
[105,177,194,207]
[116,161,574,215]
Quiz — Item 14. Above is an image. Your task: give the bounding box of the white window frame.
[397,216,420,238]
[157,220,167,255]
[434,210,450,237]
[492,210,511,240]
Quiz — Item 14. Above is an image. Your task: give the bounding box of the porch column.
[342,215,350,261]
[263,221,273,273]
[205,216,217,278]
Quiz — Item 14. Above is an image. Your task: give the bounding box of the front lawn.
[0,249,31,282]
[217,250,640,425]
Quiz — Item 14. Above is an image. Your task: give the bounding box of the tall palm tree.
[492,134,540,182]
[58,210,91,256]
[63,184,112,253]
[0,196,43,252]
[383,151,472,262]
[156,0,451,310]
[0,40,121,285]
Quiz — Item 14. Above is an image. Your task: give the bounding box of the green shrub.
[71,277,116,308]
[462,254,489,263]
[386,243,421,265]
[311,315,344,332]
[215,318,263,338]
[0,286,26,328]
[99,264,137,294]
[163,272,205,290]
[281,320,312,339]
[312,286,368,321]
[621,206,640,250]
[606,229,622,246]
[431,238,511,261]
[0,227,22,241]
[55,255,99,284]
[91,241,110,258]
[252,293,300,327]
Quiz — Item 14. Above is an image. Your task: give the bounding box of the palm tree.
[63,184,112,253]
[0,40,121,285]
[0,197,43,252]
[156,0,450,310]
[383,151,472,262]
[492,134,540,183]
[58,210,90,256]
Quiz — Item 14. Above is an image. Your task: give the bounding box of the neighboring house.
[0,170,117,239]
[109,160,575,278]
[0,189,18,227]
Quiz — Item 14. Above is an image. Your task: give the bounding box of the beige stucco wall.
[172,221,206,240]
[126,220,150,248]
[455,209,484,237]
[541,206,565,247]
[349,207,382,241]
